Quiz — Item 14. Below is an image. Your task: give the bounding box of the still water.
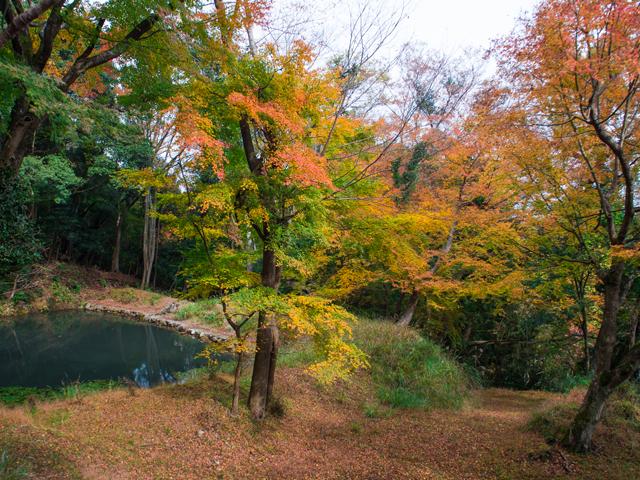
[0,311,206,388]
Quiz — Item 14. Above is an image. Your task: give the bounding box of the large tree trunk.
[565,264,623,451]
[565,377,610,452]
[248,318,279,419]
[0,96,41,175]
[247,243,281,419]
[141,188,158,289]
[396,290,418,327]
[1,3,162,179]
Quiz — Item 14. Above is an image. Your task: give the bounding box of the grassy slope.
[0,318,638,479]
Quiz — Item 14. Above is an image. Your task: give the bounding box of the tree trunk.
[565,263,623,451]
[564,378,609,452]
[0,95,40,175]
[111,208,123,273]
[581,310,590,373]
[247,242,281,419]
[141,188,158,289]
[0,0,62,49]
[397,290,418,327]
[231,351,243,415]
[248,318,279,419]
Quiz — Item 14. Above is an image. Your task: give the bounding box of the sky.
[401,0,540,54]
[268,0,541,59]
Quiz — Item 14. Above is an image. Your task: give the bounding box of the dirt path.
[0,370,637,480]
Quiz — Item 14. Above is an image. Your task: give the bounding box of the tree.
[0,0,189,181]
[172,0,366,419]
[496,0,640,451]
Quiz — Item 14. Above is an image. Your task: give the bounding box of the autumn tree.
[497,0,640,451]
[166,0,370,419]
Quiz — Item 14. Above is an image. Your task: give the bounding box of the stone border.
[83,302,228,342]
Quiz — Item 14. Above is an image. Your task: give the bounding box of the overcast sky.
[267,0,540,59]
[401,0,540,54]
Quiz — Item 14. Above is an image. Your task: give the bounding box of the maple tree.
[496,0,640,451]
[153,0,374,420]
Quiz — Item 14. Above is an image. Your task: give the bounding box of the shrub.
[51,280,75,304]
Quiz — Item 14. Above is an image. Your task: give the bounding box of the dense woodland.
[1,0,640,460]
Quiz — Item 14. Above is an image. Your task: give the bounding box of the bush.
[528,403,577,443]
[51,280,76,304]
[352,319,472,410]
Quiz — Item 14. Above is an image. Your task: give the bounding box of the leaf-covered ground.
[1,368,638,480]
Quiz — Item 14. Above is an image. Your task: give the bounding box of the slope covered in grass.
[352,319,472,409]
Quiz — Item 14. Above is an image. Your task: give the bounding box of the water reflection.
[0,311,206,388]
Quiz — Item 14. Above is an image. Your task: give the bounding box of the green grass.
[352,318,472,410]
[175,299,224,327]
[0,380,122,407]
[278,340,321,368]
[148,293,163,306]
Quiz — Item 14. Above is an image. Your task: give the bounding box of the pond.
[0,311,206,389]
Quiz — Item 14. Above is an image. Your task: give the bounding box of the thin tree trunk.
[231,351,243,415]
[141,188,158,289]
[397,290,418,327]
[581,306,590,373]
[397,219,458,327]
[111,208,123,273]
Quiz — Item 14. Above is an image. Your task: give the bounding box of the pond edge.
[83,302,228,343]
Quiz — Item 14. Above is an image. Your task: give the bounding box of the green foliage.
[353,319,471,409]
[0,178,41,278]
[391,141,432,203]
[50,280,76,304]
[278,340,322,368]
[20,156,81,205]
